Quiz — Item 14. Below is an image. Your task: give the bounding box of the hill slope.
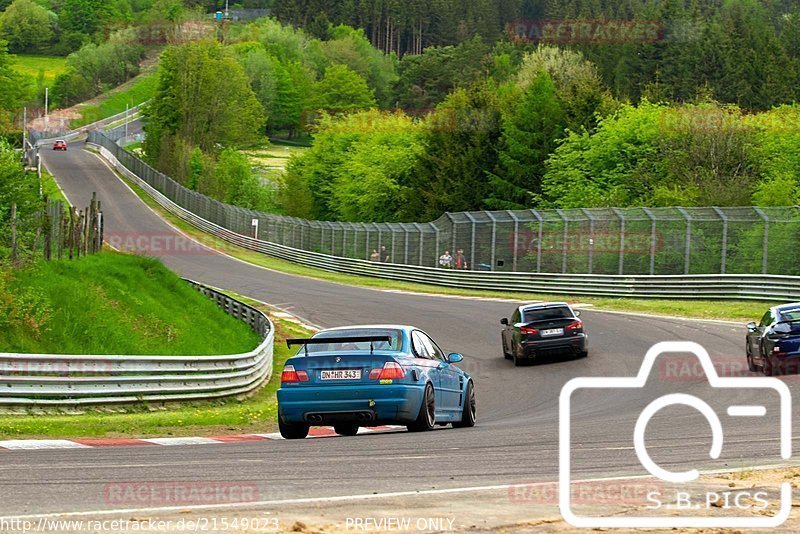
[0,252,260,355]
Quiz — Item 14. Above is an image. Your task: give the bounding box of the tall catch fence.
[89,131,800,276]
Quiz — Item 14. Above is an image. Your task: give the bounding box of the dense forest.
[138,0,799,223]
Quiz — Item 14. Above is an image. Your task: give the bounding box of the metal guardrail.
[0,281,273,405]
[89,139,800,302]
[30,103,147,147]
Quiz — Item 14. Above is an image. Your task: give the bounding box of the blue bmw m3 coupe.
[277,325,476,439]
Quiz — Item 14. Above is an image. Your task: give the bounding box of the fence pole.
[712,206,728,274]
[677,207,691,275]
[433,225,440,268]
[10,203,17,263]
[465,213,477,271]
[486,212,497,271]
[581,208,594,274]
[414,223,425,267]
[643,207,657,275]
[754,207,769,274]
[531,210,543,273]
[612,208,625,275]
[508,211,519,272]
[556,210,568,274]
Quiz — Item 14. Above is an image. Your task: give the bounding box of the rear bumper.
[277,384,423,425]
[520,335,587,359]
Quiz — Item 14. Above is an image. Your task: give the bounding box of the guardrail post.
[754,207,769,274]
[712,206,728,274]
[642,207,657,275]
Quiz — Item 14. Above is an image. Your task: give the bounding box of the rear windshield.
[523,307,573,322]
[302,328,404,354]
[780,309,800,322]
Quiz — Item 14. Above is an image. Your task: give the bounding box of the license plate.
[320,369,361,380]
[541,328,564,337]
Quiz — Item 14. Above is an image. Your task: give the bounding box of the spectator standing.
[370,249,380,262]
[380,245,390,263]
[455,248,469,270]
[438,250,453,269]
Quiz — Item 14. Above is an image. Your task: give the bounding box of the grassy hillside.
[0,252,260,355]
[73,73,157,127]
[12,55,67,85]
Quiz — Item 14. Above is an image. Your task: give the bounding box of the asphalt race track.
[2,142,795,518]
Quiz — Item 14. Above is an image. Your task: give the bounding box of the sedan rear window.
[303,328,403,354]
[523,307,573,322]
[780,309,800,322]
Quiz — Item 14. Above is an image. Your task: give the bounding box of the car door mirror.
[446,353,463,364]
[575,310,581,317]
[746,321,758,332]
[501,318,509,326]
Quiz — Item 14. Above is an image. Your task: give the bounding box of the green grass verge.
[12,54,67,85]
[112,167,772,324]
[0,303,308,439]
[72,74,157,127]
[40,167,68,205]
[0,251,259,355]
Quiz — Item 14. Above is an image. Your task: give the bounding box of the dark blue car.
[276,325,476,439]
[746,303,800,376]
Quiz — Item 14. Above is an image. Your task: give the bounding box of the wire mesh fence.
[90,131,800,276]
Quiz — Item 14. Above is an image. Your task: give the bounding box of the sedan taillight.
[369,362,406,380]
[281,365,309,383]
[566,321,583,333]
[520,326,538,336]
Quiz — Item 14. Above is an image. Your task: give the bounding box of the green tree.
[401,82,505,220]
[312,64,376,112]
[516,46,614,132]
[0,0,55,53]
[0,39,33,118]
[144,41,266,168]
[487,71,566,209]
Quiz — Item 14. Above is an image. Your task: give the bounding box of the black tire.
[746,344,757,372]
[279,418,309,440]
[762,353,777,376]
[513,345,525,367]
[453,381,476,428]
[407,383,436,432]
[578,350,589,358]
[334,423,359,436]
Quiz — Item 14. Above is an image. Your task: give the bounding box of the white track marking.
[3,463,797,521]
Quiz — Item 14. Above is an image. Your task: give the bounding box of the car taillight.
[520,326,538,335]
[369,362,406,380]
[281,365,309,383]
[566,321,583,332]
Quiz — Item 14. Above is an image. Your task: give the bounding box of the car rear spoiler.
[286,336,393,355]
